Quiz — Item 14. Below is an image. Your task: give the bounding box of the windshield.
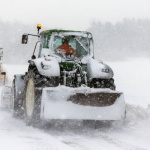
[39,32,93,59]
[53,35,90,58]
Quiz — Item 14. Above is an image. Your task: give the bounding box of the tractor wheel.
[25,77,42,126]
[12,79,24,118]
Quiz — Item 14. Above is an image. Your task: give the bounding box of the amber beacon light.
[37,24,42,34]
[37,24,42,29]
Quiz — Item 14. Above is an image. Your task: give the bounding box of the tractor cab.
[39,30,94,60]
[22,26,94,61]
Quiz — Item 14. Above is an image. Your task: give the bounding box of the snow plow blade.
[40,86,126,121]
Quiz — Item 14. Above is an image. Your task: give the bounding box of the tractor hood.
[32,55,113,79]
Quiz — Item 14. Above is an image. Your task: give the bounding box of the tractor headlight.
[41,62,50,70]
[102,68,109,73]
[43,65,49,70]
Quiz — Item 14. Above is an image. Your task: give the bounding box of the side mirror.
[31,55,36,59]
[22,34,28,44]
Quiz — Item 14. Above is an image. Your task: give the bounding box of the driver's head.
[62,36,69,44]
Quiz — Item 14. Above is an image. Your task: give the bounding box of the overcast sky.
[0,0,150,30]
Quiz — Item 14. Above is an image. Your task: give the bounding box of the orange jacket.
[58,43,76,55]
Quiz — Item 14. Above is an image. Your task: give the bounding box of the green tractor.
[12,24,125,125]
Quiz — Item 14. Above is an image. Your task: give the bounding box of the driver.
[57,36,76,55]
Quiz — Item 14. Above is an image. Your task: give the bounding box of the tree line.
[0,18,150,63]
[88,18,150,61]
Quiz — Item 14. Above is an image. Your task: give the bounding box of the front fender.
[33,57,60,77]
[87,58,114,79]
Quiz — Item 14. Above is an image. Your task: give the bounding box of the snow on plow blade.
[40,86,126,121]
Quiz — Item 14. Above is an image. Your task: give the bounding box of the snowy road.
[0,58,150,150]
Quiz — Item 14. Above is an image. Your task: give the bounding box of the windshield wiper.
[74,37,88,52]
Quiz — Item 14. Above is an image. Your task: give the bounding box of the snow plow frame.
[40,86,126,121]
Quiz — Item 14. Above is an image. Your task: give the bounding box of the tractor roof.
[40,29,91,36]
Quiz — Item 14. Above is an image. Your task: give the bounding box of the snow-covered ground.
[0,58,150,150]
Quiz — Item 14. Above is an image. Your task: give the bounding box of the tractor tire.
[12,79,24,119]
[24,76,42,126]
